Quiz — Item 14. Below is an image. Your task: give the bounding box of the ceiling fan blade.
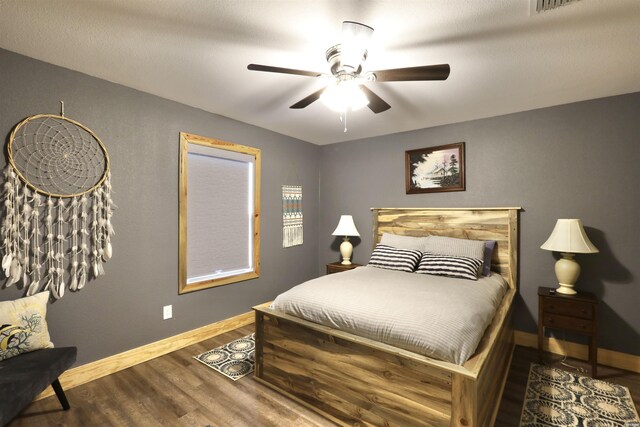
[370,64,450,82]
[290,88,325,109]
[360,86,391,113]
[248,64,321,78]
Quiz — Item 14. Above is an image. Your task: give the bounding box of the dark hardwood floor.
[9,326,639,426]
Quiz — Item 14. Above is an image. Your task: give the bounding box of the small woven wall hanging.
[1,106,114,299]
[282,185,303,248]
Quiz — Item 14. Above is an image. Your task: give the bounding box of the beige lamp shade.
[332,215,360,265]
[332,215,360,237]
[541,219,598,295]
[541,219,599,253]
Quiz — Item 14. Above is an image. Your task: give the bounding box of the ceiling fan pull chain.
[341,110,348,133]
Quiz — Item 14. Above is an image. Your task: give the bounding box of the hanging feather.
[11,170,23,285]
[1,174,14,276]
[91,190,105,278]
[21,186,31,290]
[70,196,79,291]
[45,197,55,292]
[7,258,19,286]
[80,195,88,280]
[52,198,65,300]
[103,174,115,262]
[70,271,78,291]
[30,193,42,294]
[2,169,16,282]
[49,276,59,299]
[7,173,20,288]
[78,264,87,290]
[1,249,11,277]
[1,254,9,279]
[26,279,40,296]
[103,237,112,261]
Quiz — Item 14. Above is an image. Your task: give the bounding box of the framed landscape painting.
[405,142,465,194]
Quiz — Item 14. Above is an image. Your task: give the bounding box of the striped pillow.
[416,252,483,281]
[368,244,422,273]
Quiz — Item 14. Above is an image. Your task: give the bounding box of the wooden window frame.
[178,132,261,294]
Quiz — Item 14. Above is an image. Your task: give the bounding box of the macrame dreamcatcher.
[1,107,114,299]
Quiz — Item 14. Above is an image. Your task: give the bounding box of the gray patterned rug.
[194,333,255,381]
[520,364,640,426]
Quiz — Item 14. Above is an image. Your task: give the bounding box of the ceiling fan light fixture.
[248,20,450,118]
[340,21,374,72]
[320,81,369,112]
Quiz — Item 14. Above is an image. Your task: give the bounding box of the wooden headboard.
[372,207,520,289]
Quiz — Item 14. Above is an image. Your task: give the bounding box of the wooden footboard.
[254,289,514,427]
[254,207,519,426]
[255,307,454,426]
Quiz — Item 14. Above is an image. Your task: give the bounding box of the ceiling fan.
[248,21,450,114]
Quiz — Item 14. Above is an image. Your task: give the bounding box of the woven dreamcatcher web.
[1,113,114,299]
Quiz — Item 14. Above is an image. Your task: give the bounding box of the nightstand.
[538,286,598,377]
[326,262,362,275]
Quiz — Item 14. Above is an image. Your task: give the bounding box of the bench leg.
[51,379,70,410]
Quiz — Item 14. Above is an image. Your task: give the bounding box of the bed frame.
[254,207,519,427]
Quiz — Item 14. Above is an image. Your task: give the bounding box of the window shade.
[186,146,255,283]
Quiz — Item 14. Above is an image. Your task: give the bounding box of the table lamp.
[332,215,360,265]
[540,219,599,295]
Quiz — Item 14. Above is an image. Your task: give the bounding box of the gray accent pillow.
[379,233,431,251]
[483,240,497,276]
[422,236,485,261]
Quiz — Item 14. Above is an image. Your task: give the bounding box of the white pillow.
[379,233,430,251]
[422,235,485,261]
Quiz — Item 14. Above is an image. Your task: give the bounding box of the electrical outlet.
[163,305,172,320]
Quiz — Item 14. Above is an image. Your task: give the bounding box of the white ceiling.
[1,0,639,145]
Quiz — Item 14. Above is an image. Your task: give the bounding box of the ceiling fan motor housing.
[326,44,367,75]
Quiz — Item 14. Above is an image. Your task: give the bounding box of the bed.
[253,207,519,427]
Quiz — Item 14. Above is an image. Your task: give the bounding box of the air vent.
[534,0,580,12]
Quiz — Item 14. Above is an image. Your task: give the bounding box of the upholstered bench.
[0,346,77,426]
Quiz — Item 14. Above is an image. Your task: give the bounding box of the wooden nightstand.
[326,262,362,275]
[538,286,598,377]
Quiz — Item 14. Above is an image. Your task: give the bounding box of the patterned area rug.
[520,364,640,426]
[194,333,255,381]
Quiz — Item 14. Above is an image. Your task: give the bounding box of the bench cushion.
[0,346,77,426]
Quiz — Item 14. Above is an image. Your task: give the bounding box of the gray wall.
[319,93,640,356]
[0,48,320,366]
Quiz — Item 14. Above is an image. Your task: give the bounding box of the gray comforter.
[271,266,507,365]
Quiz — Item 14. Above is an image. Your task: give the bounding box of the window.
[179,132,261,294]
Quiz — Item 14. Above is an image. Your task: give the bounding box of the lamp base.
[554,253,580,295]
[339,237,353,265]
[556,283,577,295]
